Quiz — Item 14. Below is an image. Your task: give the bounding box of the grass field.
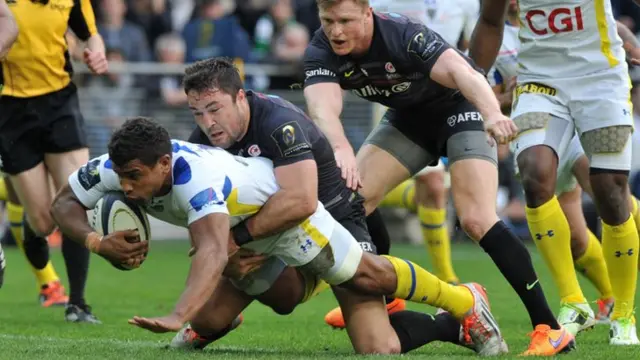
[1,240,640,359]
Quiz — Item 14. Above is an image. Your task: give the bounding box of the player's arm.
[302,43,350,152]
[468,0,509,73]
[51,157,147,261]
[616,20,640,65]
[69,0,107,74]
[241,121,319,241]
[0,0,18,60]
[407,28,503,122]
[172,213,230,323]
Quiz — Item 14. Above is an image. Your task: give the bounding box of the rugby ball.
[89,191,151,271]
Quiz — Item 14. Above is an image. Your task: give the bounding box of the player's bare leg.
[558,184,613,324]
[415,167,459,284]
[450,148,573,355]
[1,175,67,306]
[579,126,639,345]
[42,148,97,322]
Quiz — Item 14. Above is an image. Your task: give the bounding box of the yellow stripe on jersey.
[595,0,619,68]
[226,188,261,217]
[300,219,330,249]
[1,0,98,97]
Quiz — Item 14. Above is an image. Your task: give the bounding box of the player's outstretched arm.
[173,213,230,324]
[0,0,18,60]
[468,0,509,73]
[430,49,517,143]
[304,83,349,152]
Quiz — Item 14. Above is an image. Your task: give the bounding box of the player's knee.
[269,298,298,315]
[517,147,557,207]
[26,211,55,236]
[345,253,396,295]
[415,171,446,206]
[458,211,493,241]
[590,171,630,225]
[355,337,402,355]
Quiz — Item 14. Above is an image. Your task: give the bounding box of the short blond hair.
[316,0,369,10]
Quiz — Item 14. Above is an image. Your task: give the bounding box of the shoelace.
[462,313,492,344]
[525,328,550,351]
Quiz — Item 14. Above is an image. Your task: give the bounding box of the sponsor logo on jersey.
[352,82,411,98]
[305,68,336,79]
[77,159,102,190]
[513,82,557,109]
[189,187,223,212]
[447,112,483,127]
[282,125,296,146]
[247,144,261,157]
[385,62,396,73]
[407,31,444,63]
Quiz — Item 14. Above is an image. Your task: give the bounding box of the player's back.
[167,140,279,228]
[517,0,625,78]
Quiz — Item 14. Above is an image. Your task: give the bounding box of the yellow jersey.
[1,0,97,97]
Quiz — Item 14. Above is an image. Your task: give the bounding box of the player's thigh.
[570,69,633,172]
[358,109,437,213]
[192,276,254,331]
[331,286,400,354]
[42,85,90,189]
[252,264,308,315]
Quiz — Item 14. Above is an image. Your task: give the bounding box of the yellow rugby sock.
[602,215,639,320]
[379,180,416,212]
[0,177,7,201]
[419,207,458,283]
[575,230,613,300]
[8,202,59,288]
[527,196,586,304]
[382,255,473,319]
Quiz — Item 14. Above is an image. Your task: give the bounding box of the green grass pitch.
[1,241,639,359]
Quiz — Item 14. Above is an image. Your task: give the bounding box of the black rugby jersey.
[303,12,480,109]
[189,91,356,214]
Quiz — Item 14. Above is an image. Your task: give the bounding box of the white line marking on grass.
[0,333,275,353]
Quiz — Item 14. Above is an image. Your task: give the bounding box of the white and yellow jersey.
[487,22,520,87]
[517,0,626,78]
[68,140,348,269]
[370,0,479,47]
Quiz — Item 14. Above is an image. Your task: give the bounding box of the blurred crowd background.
[6,0,640,244]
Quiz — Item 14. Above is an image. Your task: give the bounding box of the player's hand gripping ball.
[89,192,151,270]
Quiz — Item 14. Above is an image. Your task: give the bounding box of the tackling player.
[471,0,640,348]
[0,0,18,287]
[185,57,406,337]
[51,117,507,355]
[302,0,572,355]
[0,0,107,322]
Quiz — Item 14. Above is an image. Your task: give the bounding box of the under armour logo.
[615,249,634,257]
[623,109,631,116]
[535,230,554,240]
[300,239,313,254]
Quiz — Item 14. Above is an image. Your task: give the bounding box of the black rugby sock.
[390,310,461,353]
[366,209,395,304]
[367,209,391,255]
[23,220,50,270]
[479,221,559,329]
[62,234,90,306]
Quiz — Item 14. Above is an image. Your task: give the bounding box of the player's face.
[114,156,171,204]
[188,88,247,149]
[319,1,372,55]
[508,0,518,15]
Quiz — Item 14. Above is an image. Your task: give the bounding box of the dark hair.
[183,57,243,101]
[108,117,172,167]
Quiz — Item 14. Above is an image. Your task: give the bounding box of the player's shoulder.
[249,91,310,131]
[375,12,437,56]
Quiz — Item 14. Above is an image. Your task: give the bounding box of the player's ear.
[159,154,172,174]
[236,89,245,102]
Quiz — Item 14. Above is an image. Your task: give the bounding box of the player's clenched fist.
[83,48,108,75]
[484,114,518,144]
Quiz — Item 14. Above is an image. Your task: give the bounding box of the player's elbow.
[295,190,318,221]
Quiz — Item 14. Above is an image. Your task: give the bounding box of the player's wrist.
[84,231,102,254]
[232,221,254,246]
